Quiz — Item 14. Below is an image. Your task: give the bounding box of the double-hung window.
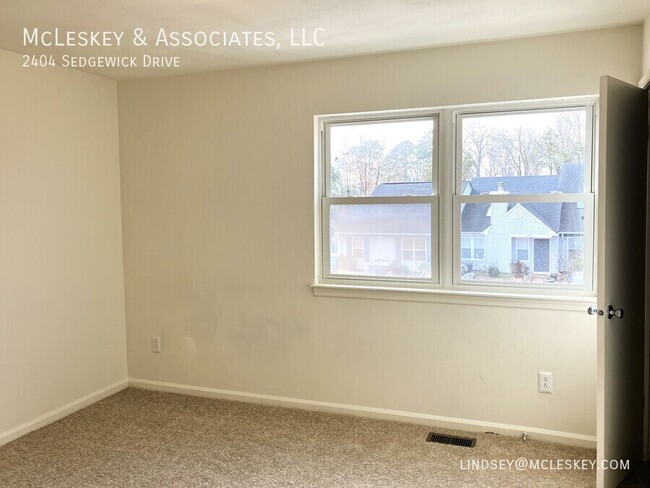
[315,98,596,298]
[454,105,595,290]
[318,114,439,285]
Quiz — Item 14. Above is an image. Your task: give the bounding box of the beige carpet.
[0,388,596,487]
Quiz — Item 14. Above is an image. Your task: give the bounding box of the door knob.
[587,306,604,316]
[587,305,623,319]
[607,305,623,319]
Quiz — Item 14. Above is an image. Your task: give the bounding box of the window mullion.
[439,108,454,289]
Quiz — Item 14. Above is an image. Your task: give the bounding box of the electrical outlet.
[538,372,553,393]
[152,336,161,353]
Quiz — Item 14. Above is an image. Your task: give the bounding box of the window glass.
[317,101,594,295]
[329,118,434,197]
[473,238,485,259]
[460,202,585,284]
[461,237,471,259]
[461,109,587,193]
[329,204,431,279]
[352,237,364,259]
[413,238,426,262]
[513,238,530,262]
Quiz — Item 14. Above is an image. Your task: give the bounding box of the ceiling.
[1,0,649,80]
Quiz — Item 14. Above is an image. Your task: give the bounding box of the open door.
[596,76,648,487]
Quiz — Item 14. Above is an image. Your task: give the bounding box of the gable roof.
[468,175,559,195]
[334,163,584,236]
[467,163,583,195]
[462,162,584,233]
[461,202,491,233]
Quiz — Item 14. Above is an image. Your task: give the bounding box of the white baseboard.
[129,377,596,449]
[0,378,128,447]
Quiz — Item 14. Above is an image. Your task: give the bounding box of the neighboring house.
[331,163,585,282]
[460,163,584,282]
[330,187,432,278]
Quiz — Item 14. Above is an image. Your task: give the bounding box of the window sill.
[311,283,595,312]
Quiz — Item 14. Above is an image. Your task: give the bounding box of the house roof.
[467,164,583,194]
[461,202,492,233]
[462,163,584,233]
[370,182,433,197]
[334,163,584,235]
[559,202,584,233]
[468,175,559,195]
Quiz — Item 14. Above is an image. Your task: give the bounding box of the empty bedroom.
[1,1,650,487]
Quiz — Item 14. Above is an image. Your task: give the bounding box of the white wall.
[642,17,650,77]
[118,26,642,440]
[0,48,127,439]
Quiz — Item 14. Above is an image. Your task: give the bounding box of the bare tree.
[499,126,542,176]
[462,122,493,179]
[536,112,585,175]
[385,138,434,183]
[414,130,433,182]
[336,138,387,196]
[385,140,417,180]
[461,111,586,180]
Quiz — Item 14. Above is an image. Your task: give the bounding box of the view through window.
[458,109,591,286]
[325,117,437,280]
[317,101,595,294]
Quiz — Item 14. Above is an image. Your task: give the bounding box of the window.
[461,237,471,259]
[320,115,438,283]
[474,238,485,260]
[512,238,530,262]
[352,237,365,260]
[316,98,596,297]
[461,236,485,260]
[402,237,427,262]
[456,106,594,288]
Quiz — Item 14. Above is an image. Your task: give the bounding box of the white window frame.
[316,110,440,289]
[313,96,597,305]
[451,101,596,294]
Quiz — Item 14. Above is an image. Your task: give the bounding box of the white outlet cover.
[152,336,161,353]
[538,372,553,393]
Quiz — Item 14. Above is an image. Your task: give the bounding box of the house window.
[473,237,485,260]
[456,106,594,288]
[512,238,530,262]
[402,237,426,262]
[352,237,364,260]
[461,236,485,260]
[320,114,438,281]
[316,98,595,295]
[461,237,471,259]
